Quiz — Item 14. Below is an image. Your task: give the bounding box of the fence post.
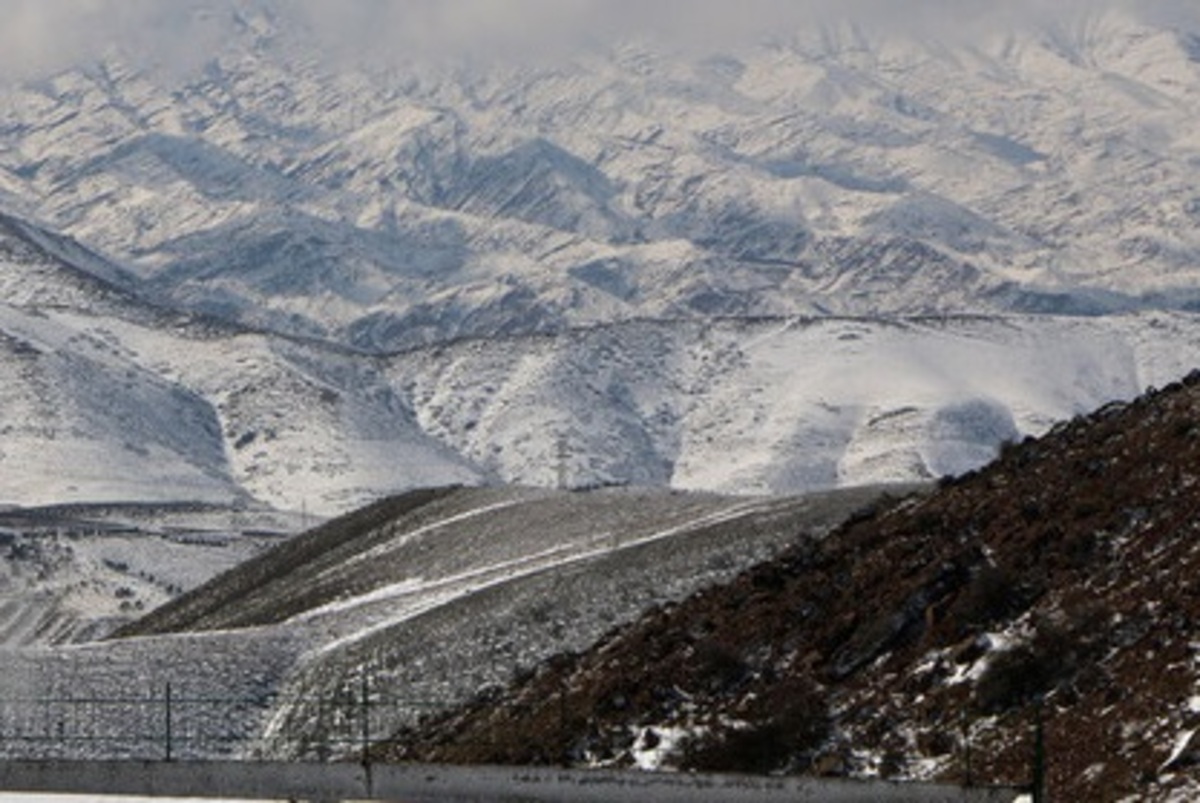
[559,679,569,767]
[1031,699,1046,803]
[164,682,173,763]
[360,671,371,767]
[961,711,973,787]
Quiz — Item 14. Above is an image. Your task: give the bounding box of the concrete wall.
[0,760,1023,802]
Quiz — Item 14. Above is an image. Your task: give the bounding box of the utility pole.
[556,431,570,491]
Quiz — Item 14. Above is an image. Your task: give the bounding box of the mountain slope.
[0,208,484,512]
[386,313,1200,494]
[389,370,1200,801]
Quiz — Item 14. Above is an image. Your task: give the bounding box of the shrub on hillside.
[679,676,829,774]
[973,605,1112,714]
[944,564,1029,637]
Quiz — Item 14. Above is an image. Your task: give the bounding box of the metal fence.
[0,682,383,762]
[0,679,501,762]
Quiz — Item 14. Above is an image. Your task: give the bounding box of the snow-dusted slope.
[63,484,888,761]
[1,7,1199,349]
[0,302,483,514]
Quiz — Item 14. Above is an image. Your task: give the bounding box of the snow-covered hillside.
[3,201,1200,513]
[1,6,1199,350]
[392,313,1200,495]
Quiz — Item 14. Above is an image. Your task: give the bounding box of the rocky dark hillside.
[386,370,1200,801]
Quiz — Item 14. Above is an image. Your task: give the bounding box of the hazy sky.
[0,0,1196,79]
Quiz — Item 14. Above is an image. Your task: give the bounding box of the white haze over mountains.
[2,0,1199,79]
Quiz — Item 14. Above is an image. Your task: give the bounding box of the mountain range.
[3,6,1200,512]
[4,206,1200,514]
[2,9,1200,799]
[3,7,1200,351]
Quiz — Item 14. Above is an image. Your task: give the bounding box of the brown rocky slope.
[383,370,1200,801]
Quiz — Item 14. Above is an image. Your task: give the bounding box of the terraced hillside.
[85,483,895,760]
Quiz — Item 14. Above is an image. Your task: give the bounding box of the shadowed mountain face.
[389,370,1200,802]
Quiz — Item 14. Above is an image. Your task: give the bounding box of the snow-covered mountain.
[3,195,1200,514]
[2,6,1200,351]
[4,200,1200,514]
